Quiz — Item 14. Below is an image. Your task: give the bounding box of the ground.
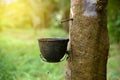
[0,28,119,80]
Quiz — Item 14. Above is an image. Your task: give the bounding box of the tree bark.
[66,0,109,80]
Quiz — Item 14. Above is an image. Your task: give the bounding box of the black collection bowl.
[38,38,69,62]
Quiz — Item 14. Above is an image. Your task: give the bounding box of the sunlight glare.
[5,0,11,4]
[1,0,17,4]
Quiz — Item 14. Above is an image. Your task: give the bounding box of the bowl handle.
[40,54,48,62]
[59,51,69,62]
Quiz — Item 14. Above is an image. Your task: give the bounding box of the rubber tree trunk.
[65,0,109,80]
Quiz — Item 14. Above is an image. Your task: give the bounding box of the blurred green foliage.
[0,28,68,80]
[108,0,120,44]
[0,0,62,30]
[0,50,17,80]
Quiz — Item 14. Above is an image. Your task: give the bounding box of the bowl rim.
[38,38,69,42]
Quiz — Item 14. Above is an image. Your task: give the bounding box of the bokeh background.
[0,0,120,80]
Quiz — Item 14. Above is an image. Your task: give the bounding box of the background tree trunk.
[62,8,70,33]
[61,0,70,33]
[66,0,109,80]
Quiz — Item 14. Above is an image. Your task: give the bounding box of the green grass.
[0,28,120,80]
[0,28,68,80]
[107,44,120,80]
